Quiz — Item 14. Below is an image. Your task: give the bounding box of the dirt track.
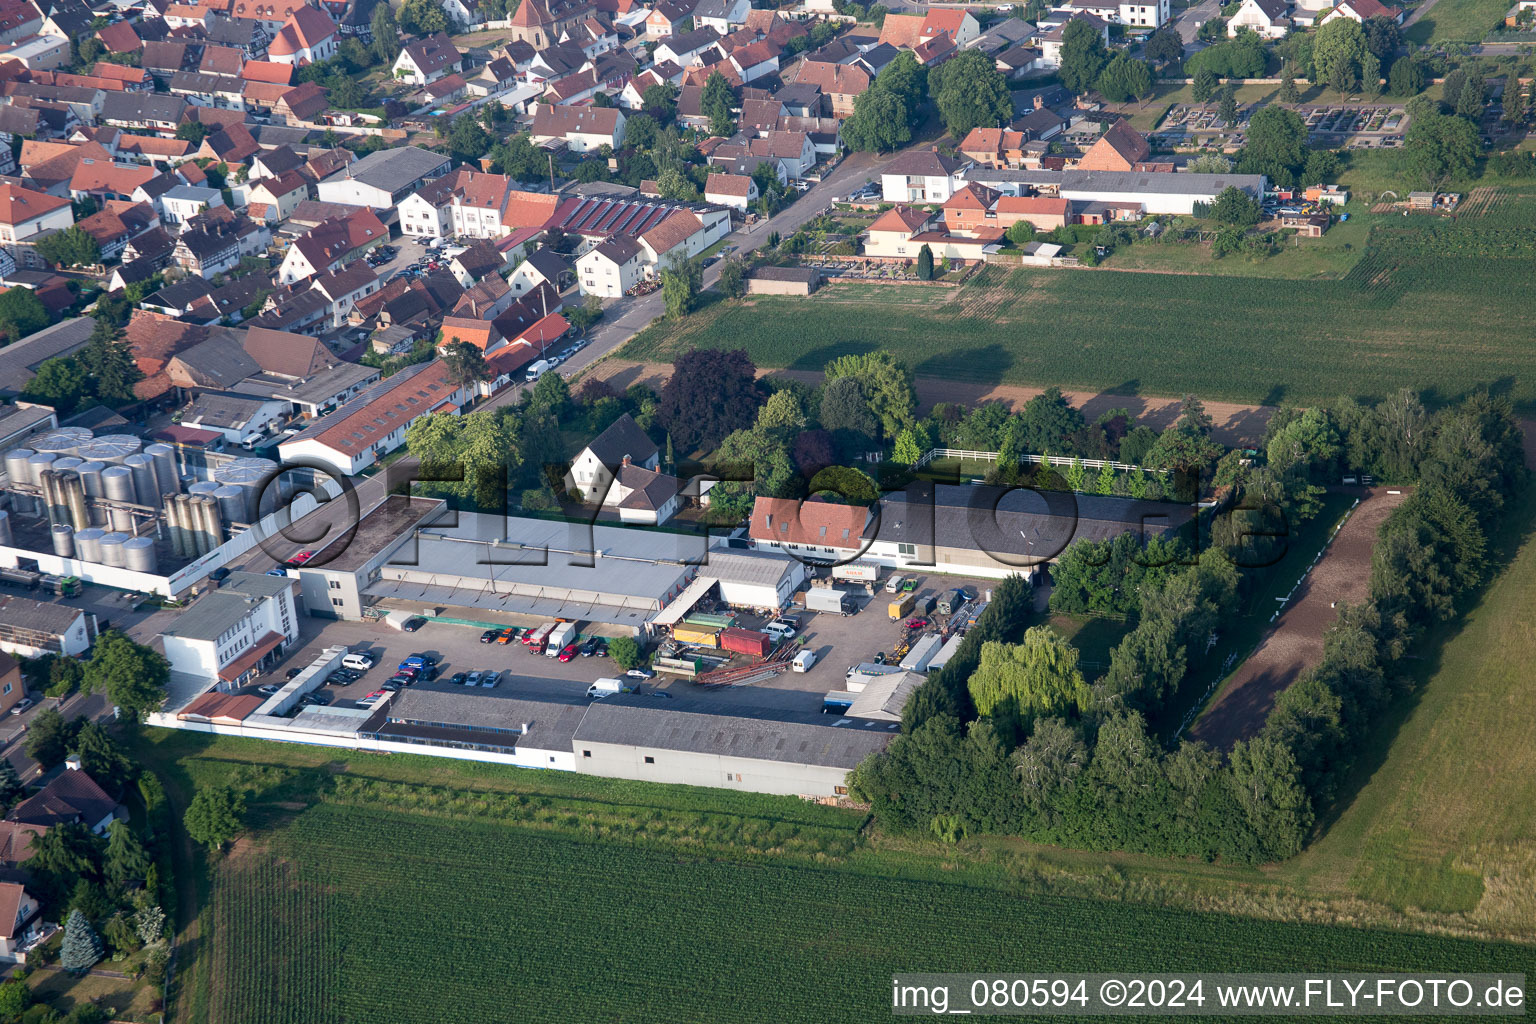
[583,360,1280,447]
[584,360,1536,468]
[1187,487,1409,750]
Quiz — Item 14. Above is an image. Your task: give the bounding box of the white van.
[884,574,905,594]
[791,650,817,673]
[341,653,375,671]
[587,677,628,698]
[524,359,553,383]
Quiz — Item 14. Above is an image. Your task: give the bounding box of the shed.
[745,265,823,296]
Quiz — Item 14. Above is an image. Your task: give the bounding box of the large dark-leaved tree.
[658,348,766,453]
[928,49,1012,137]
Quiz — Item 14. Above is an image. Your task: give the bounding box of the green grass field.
[143,734,1535,1024]
[1405,0,1512,42]
[626,195,1536,411]
[1276,492,1536,931]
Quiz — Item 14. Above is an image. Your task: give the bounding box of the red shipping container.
[720,627,772,657]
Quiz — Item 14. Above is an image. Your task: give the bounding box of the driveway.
[478,147,912,411]
[1174,0,1220,45]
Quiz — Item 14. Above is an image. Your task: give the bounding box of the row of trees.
[851,390,1524,864]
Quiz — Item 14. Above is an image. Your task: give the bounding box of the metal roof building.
[364,511,713,628]
[572,694,899,797]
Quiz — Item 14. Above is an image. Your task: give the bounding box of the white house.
[0,882,40,961]
[704,171,758,211]
[564,413,659,503]
[693,0,750,32]
[529,105,627,154]
[576,236,646,297]
[1039,13,1109,67]
[0,184,74,269]
[159,572,301,690]
[880,149,970,203]
[1118,0,1172,26]
[1227,0,1292,36]
[161,184,225,228]
[311,261,381,328]
[266,5,339,66]
[507,247,573,295]
[1317,0,1404,24]
[392,33,462,86]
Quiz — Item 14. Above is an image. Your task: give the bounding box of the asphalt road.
[1174,0,1221,46]
[479,147,911,412]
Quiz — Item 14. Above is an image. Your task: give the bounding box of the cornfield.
[201,797,1536,1024]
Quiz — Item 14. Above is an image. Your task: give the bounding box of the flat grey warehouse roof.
[396,512,712,600]
[325,146,451,192]
[872,484,1194,563]
[1059,169,1268,196]
[574,696,899,769]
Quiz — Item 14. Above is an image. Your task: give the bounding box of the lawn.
[1404,0,1513,42]
[1276,492,1536,929]
[28,967,161,1023]
[624,193,1536,412]
[143,733,1536,1024]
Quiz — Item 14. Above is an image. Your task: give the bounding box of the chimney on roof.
[65,753,82,771]
[621,454,631,467]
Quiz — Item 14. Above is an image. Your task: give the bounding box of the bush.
[607,636,644,670]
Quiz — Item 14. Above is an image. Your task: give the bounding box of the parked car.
[379,682,402,692]
[901,579,917,593]
[625,667,655,679]
[904,617,929,630]
[594,640,609,657]
[386,675,414,687]
[873,651,887,664]
[480,671,500,688]
[402,618,424,632]
[306,692,332,706]
[450,672,467,685]
[266,568,288,577]
[287,550,316,565]
[342,653,375,671]
[763,620,797,640]
[579,637,598,657]
[8,698,33,715]
[209,567,230,582]
[285,667,304,679]
[480,629,499,643]
[557,642,580,662]
[465,671,483,686]
[646,690,674,699]
[497,628,518,645]
[409,653,438,666]
[258,684,280,695]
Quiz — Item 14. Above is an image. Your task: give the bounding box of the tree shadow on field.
[913,344,1014,386]
[788,339,880,373]
[1304,492,1536,844]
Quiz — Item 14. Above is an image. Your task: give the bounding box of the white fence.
[913,448,1168,475]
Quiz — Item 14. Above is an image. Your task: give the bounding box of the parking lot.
[266,572,1006,717]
